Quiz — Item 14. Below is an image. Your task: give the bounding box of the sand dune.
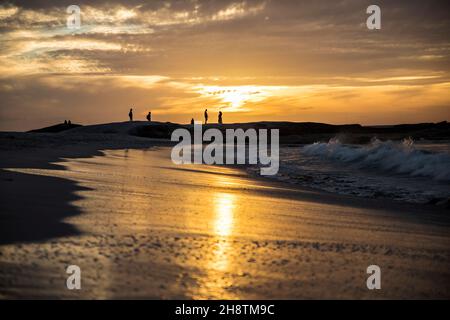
[25,120,450,144]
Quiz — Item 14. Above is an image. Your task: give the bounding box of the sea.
[249,138,450,204]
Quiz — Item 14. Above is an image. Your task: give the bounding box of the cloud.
[0,0,449,129]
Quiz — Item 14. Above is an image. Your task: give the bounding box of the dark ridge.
[27,120,450,144]
[28,122,82,133]
[131,122,183,139]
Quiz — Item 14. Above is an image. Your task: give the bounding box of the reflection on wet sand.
[214,193,235,239]
[193,192,237,299]
[2,148,450,299]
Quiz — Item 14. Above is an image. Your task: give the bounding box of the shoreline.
[1,130,450,299]
[1,131,448,237]
[1,130,447,213]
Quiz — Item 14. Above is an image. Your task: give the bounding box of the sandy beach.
[2,0,450,306]
[1,124,449,299]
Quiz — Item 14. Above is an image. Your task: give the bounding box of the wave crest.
[303,138,450,181]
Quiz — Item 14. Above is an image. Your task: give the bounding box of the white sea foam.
[302,138,450,182]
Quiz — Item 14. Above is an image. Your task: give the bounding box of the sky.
[0,0,449,131]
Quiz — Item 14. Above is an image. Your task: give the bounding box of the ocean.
[250,138,450,205]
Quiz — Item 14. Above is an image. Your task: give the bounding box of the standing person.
[204,109,208,124]
[146,111,152,122]
[129,108,133,121]
[190,118,194,125]
[218,111,223,124]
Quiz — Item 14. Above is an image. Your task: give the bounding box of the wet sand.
[1,141,450,299]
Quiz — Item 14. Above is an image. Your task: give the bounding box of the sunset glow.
[0,1,449,130]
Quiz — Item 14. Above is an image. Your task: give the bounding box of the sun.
[221,90,249,108]
[198,85,270,111]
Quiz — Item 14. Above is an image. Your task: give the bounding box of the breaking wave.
[303,138,450,182]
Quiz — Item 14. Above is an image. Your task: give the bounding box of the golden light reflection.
[213,193,235,238]
[194,192,237,299]
[209,192,236,273]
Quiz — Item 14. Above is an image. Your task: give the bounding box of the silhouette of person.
[190,118,194,125]
[68,120,71,125]
[64,120,67,125]
[204,109,208,124]
[218,111,223,124]
[129,108,133,121]
[146,111,152,122]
